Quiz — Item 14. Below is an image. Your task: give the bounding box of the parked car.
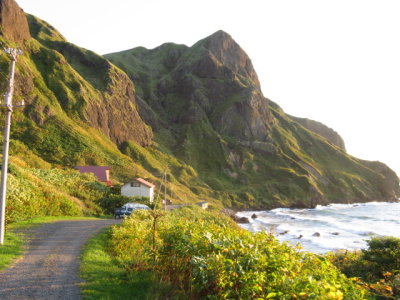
[114,202,151,219]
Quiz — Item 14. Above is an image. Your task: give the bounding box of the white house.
[121,178,155,202]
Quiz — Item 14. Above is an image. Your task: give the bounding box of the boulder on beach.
[221,209,250,223]
[236,216,250,224]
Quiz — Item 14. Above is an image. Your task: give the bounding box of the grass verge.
[80,227,167,300]
[0,230,24,270]
[0,216,109,271]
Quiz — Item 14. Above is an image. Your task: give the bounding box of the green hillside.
[106,31,399,208]
[0,12,223,223]
[0,1,398,224]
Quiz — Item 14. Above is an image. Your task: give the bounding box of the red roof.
[134,178,155,188]
[75,166,111,183]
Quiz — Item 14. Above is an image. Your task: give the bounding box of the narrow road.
[0,219,120,300]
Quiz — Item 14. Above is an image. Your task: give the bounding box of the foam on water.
[237,202,400,253]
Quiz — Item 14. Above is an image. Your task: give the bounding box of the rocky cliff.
[1,10,152,150]
[106,30,399,207]
[106,31,274,143]
[0,0,30,42]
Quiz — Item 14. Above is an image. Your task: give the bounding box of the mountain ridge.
[106,29,399,207]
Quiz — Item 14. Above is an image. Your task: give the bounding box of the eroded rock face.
[115,30,273,141]
[0,0,30,43]
[198,30,261,87]
[186,31,273,140]
[85,66,153,147]
[24,18,153,148]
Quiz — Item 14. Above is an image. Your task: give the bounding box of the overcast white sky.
[17,0,400,178]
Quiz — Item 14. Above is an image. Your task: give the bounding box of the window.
[131,182,140,187]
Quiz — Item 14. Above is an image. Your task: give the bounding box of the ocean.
[236,202,400,253]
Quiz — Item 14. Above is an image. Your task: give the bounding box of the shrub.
[363,236,400,277]
[96,193,153,214]
[328,236,400,299]
[96,194,132,215]
[111,206,366,299]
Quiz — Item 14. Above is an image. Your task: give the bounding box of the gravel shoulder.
[0,219,120,300]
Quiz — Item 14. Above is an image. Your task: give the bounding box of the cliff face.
[0,0,30,42]
[196,30,261,87]
[106,31,273,142]
[22,15,152,147]
[36,39,153,147]
[106,30,399,208]
[0,9,152,173]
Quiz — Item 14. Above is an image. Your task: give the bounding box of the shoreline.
[233,201,400,253]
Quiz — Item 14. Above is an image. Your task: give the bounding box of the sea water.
[236,202,400,253]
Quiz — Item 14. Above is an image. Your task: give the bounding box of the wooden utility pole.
[0,48,23,245]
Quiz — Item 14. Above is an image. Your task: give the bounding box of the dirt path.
[0,219,120,300]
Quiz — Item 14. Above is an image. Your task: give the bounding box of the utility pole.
[0,48,23,245]
[163,170,167,211]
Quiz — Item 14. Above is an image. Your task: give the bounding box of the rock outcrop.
[196,30,261,87]
[106,30,273,142]
[0,0,30,43]
[26,17,152,147]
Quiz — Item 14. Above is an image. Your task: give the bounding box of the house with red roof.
[75,166,112,186]
[121,178,155,202]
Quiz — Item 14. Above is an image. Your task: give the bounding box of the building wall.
[121,183,154,202]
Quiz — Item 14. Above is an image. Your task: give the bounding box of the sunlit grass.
[0,230,24,270]
[80,228,168,300]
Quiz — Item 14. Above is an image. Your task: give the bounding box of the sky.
[17,0,400,178]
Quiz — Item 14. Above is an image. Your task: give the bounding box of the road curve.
[0,219,121,300]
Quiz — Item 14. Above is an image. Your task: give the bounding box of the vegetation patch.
[0,230,23,270]
[80,227,169,299]
[110,206,367,299]
[328,236,400,299]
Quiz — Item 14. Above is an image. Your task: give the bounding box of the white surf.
[237,202,400,253]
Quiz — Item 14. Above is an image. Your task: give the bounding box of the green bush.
[96,194,132,214]
[363,236,400,277]
[111,207,366,299]
[328,236,400,299]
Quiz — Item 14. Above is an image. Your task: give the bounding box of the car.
[114,202,151,219]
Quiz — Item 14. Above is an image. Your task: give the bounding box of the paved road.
[0,219,120,300]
